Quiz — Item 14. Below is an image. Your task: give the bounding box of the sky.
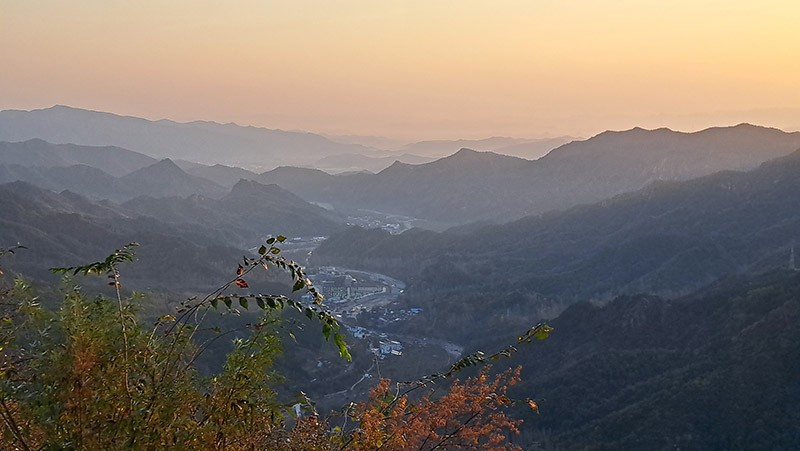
[2,1,799,140]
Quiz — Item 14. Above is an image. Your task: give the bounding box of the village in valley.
[306,266,422,359]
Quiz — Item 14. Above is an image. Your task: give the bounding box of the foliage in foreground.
[0,242,545,449]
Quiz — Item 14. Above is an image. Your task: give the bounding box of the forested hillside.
[511,269,800,449]
[314,150,800,342]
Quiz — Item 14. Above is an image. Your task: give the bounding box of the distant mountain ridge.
[397,136,531,157]
[0,176,345,286]
[396,135,575,159]
[312,152,435,174]
[0,105,378,168]
[490,136,577,159]
[122,179,344,247]
[0,157,227,201]
[260,124,800,224]
[0,139,157,176]
[0,181,243,289]
[118,158,226,199]
[179,163,260,188]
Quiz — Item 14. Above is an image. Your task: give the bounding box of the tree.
[0,241,548,449]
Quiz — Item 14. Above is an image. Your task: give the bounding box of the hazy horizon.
[3,103,798,147]
[2,1,798,141]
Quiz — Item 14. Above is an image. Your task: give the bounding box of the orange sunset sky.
[1,1,799,140]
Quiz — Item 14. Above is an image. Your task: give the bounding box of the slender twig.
[112,267,135,417]
[427,408,483,451]
[0,398,31,451]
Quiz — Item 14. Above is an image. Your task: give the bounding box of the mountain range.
[0,138,157,176]
[311,152,435,174]
[0,156,228,201]
[123,179,344,248]
[260,123,800,224]
[394,135,576,160]
[0,105,377,168]
[313,146,800,342]
[4,108,800,446]
[0,181,242,289]
[0,177,344,289]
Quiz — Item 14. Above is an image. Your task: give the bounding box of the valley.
[2,108,800,450]
[4,4,799,449]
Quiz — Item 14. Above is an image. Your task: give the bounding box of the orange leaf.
[527,400,539,414]
[234,278,249,288]
[236,264,245,276]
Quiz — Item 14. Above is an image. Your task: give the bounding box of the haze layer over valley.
[4,102,800,449]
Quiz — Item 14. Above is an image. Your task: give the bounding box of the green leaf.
[211,298,219,309]
[223,297,232,310]
[256,298,266,310]
[258,245,267,255]
[239,297,249,309]
[333,333,351,362]
[276,235,287,243]
[534,325,553,341]
[266,237,276,245]
[269,247,281,255]
[304,307,314,320]
[292,279,305,292]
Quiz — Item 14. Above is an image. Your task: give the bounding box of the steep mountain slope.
[122,179,344,247]
[345,149,531,219]
[0,105,376,167]
[0,159,227,202]
[490,136,576,159]
[0,139,157,176]
[258,124,800,224]
[0,182,241,290]
[397,136,529,157]
[312,152,434,173]
[511,270,800,450]
[181,163,259,188]
[257,166,342,200]
[118,159,227,199]
[0,164,121,199]
[313,149,800,340]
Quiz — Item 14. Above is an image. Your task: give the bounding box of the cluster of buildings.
[345,213,414,235]
[344,325,405,359]
[307,266,418,360]
[310,269,389,303]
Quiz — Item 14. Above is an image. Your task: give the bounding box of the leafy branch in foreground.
[0,238,549,450]
[166,234,350,362]
[322,324,552,451]
[1,236,353,449]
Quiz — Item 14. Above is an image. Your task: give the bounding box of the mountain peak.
[452,147,480,156]
[145,158,184,173]
[439,148,526,165]
[383,160,412,171]
[122,158,189,181]
[229,178,282,196]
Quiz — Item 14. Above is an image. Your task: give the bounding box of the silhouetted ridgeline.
[260,124,800,224]
[0,105,377,167]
